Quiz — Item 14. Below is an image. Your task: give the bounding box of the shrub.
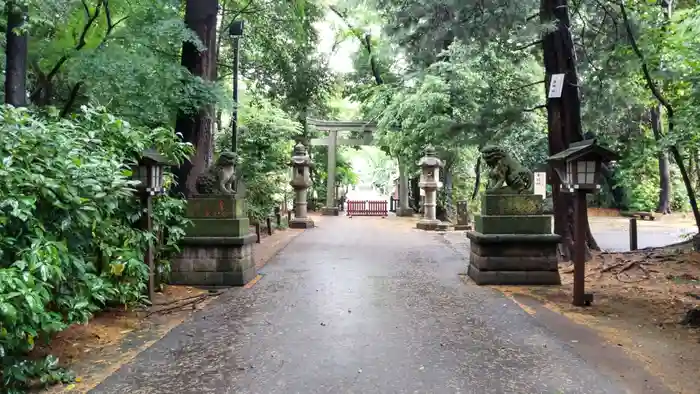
[0,105,191,392]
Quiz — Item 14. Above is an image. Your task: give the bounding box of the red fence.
[346,200,388,217]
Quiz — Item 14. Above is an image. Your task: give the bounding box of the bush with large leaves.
[0,105,191,392]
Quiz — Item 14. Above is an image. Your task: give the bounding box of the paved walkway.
[92,218,629,394]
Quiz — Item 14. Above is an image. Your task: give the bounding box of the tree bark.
[4,1,28,107]
[651,105,672,214]
[173,0,219,197]
[653,1,673,215]
[541,0,596,261]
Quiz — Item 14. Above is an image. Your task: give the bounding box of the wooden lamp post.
[132,148,170,300]
[547,139,618,306]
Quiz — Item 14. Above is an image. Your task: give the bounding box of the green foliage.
[216,96,301,220]
[339,0,700,217]
[0,106,190,391]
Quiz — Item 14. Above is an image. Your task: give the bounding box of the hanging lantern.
[133,149,171,195]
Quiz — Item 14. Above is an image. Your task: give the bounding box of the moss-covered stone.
[480,193,543,216]
[186,197,245,219]
[474,214,551,234]
[185,218,250,238]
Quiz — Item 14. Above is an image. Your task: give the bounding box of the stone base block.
[289,217,315,229]
[480,193,543,216]
[467,231,562,286]
[321,207,339,216]
[187,217,249,238]
[454,224,472,231]
[475,214,552,234]
[186,196,246,219]
[171,234,257,286]
[416,219,441,230]
[395,207,414,217]
[469,252,557,271]
[436,222,454,231]
[467,264,561,285]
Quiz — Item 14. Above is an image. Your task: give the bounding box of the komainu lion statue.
[480,145,532,194]
[195,151,237,195]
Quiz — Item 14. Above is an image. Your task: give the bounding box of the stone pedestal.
[416,188,439,228]
[416,218,441,230]
[436,222,454,231]
[290,216,315,229]
[171,196,257,286]
[395,207,414,217]
[172,235,256,286]
[321,206,339,216]
[466,192,561,285]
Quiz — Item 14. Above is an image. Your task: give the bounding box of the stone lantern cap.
[417,145,443,168]
[290,142,313,167]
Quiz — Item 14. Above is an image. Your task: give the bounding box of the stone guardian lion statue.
[194,151,237,195]
[480,145,532,194]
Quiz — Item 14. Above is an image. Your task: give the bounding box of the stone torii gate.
[308,118,375,216]
[306,118,412,217]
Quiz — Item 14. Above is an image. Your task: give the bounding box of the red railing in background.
[346,200,388,217]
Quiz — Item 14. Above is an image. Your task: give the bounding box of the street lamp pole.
[229,20,244,154]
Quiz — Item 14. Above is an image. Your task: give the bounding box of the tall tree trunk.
[651,106,672,214]
[4,1,28,106]
[410,176,420,212]
[541,0,596,261]
[173,0,218,197]
[653,1,673,215]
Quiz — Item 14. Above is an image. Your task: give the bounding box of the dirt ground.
[496,244,700,394]
[35,222,306,393]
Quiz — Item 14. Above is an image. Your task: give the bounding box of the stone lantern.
[289,142,315,229]
[416,145,443,230]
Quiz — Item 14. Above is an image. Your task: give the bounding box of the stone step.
[470,252,558,271]
[467,265,561,285]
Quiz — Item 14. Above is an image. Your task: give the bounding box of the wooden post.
[141,193,155,301]
[629,218,638,251]
[266,217,272,235]
[255,222,261,243]
[287,210,292,222]
[573,190,587,307]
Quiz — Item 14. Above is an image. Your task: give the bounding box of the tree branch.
[51,0,126,113]
[329,5,383,85]
[60,82,83,117]
[224,0,254,34]
[619,4,670,111]
[30,0,103,102]
[523,104,546,112]
[506,80,544,92]
[513,40,542,51]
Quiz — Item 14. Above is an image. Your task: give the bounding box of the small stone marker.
[533,171,547,198]
[455,200,472,231]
